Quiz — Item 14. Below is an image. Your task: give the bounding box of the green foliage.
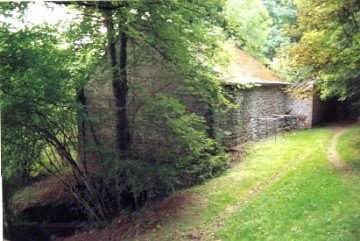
[121,0,232,110]
[224,0,272,59]
[101,94,229,209]
[87,0,232,204]
[167,113,229,185]
[262,0,298,59]
[0,1,103,181]
[282,0,360,101]
[222,0,298,62]
[1,132,44,183]
[106,158,177,207]
[1,0,236,219]
[0,2,27,18]
[134,95,229,188]
[0,23,76,183]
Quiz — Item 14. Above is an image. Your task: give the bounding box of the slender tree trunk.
[102,9,133,211]
[77,87,106,169]
[102,10,130,160]
[76,88,88,172]
[118,31,130,156]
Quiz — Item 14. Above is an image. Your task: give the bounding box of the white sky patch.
[0,2,107,47]
[25,2,79,25]
[0,2,81,30]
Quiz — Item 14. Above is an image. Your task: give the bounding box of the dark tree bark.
[102,9,130,160]
[76,88,87,171]
[118,31,130,156]
[102,8,134,211]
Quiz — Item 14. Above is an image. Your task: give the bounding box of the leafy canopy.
[282,0,360,101]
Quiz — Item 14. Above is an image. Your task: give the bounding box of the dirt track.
[327,123,354,173]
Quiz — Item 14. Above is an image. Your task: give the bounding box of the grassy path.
[61,124,359,241]
[328,124,354,173]
[199,147,314,239]
[119,126,346,240]
[213,124,360,241]
[127,124,360,241]
[336,123,360,174]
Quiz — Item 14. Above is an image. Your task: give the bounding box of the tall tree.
[224,0,272,59]
[71,0,232,211]
[262,0,298,59]
[101,6,130,159]
[282,0,360,102]
[1,0,233,221]
[1,3,109,221]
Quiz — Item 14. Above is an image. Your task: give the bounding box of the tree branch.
[53,1,127,10]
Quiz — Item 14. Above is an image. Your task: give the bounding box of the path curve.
[327,123,354,173]
[186,150,314,240]
[192,122,355,240]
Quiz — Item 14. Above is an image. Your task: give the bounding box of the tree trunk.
[118,31,130,157]
[102,10,130,160]
[76,88,87,172]
[102,9,134,211]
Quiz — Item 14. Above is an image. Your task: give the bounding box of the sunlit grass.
[133,128,354,240]
[216,149,360,240]
[337,124,360,172]
[214,126,360,241]
[13,125,360,241]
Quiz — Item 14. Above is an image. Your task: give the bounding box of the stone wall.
[84,42,207,161]
[217,85,287,146]
[285,94,313,128]
[284,90,336,128]
[84,43,317,159]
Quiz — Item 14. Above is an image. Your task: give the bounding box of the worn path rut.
[191,123,355,240]
[327,123,354,173]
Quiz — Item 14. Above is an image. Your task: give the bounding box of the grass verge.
[131,127,360,240]
[214,126,360,241]
[337,123,360,173]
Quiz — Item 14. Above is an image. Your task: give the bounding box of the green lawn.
[12,125,359,240]
[337,124,360,173]
[132,125,360,241]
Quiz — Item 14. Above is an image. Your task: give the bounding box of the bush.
[131,95,230,190]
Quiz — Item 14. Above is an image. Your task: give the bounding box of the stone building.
[84,44,328,160]
[216,47,318,147]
